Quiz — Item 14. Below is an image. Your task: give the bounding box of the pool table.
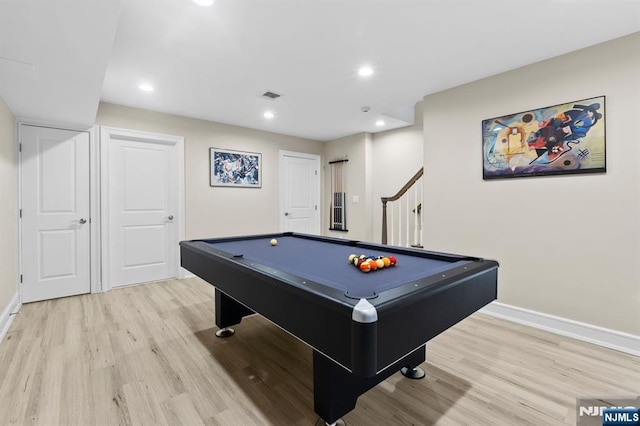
[180,232,498,424]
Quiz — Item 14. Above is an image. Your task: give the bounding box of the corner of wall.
[0,98,19,340]
[364,133,374,241]
[0,291,20,344]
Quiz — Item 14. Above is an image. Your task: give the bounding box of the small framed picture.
[210,148,262,188]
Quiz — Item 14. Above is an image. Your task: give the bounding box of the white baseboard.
[480,301,640,357]
[0,292,21,344]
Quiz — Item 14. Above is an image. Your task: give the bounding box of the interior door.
[280,151,320,234]
[20,125,91,303]
[102,127,182,288]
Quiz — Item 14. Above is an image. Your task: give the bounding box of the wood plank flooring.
[0,278,637,425]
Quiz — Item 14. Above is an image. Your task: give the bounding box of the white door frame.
[279,150,321,234]
[99,126,185,293]
[17,122,101,299]
[88,125,101,294]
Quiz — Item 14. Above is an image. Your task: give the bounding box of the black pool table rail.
[182,237,360,308]
[187,232,493,304]
[198,231,483,262]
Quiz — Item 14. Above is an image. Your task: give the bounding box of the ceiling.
[1,0,638,141]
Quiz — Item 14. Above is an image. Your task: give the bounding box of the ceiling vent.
[261,90,282,100]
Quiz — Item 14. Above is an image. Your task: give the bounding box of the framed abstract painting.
[482,96,606,179]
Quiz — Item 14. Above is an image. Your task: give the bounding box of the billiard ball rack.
[348,253,397,272]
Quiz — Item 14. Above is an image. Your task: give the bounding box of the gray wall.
[371,102,424,244]
[0,97,17,317]
[323,132,374,241]
[421,33,640,335]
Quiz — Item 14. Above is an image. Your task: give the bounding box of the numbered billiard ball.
[348,254,357,263]
[359,262,371,272]
[388,256,397,266]
[375,258,385,269]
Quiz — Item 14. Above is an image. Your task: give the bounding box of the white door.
[20,125,91,302]
[280,151,320,234]
[101,127,184,289]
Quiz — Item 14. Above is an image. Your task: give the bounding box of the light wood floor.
[0,278,638,425]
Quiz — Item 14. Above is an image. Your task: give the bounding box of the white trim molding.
[481,301,640,356]
[89,125,102,293]
[0,292,21,344]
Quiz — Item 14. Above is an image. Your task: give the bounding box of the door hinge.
[19,143,22,153]
[315,205,318,210]
[19,209,22,218]
[20,274,23,283]
[315,170,318,175]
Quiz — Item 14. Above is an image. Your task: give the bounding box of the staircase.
[381,168,424,247]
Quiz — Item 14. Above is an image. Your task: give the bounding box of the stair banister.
[381,168,423,244]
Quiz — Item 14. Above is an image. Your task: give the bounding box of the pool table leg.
[214,288,254,336]
[312,345,426,424]
[401,365,426,379]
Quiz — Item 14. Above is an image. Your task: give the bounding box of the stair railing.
[381,168,423,247]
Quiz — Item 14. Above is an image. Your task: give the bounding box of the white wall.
[422,33,640,335]
[371,102,424,243]
[0,97,18,317]
[96,102,324,240]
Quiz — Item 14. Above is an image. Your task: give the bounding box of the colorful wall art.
[482,96,606,179]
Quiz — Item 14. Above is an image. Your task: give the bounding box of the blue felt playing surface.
[206,236,469,299]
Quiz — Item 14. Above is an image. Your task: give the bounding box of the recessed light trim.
[264,111,275,119]
[139,84,154,92]
[375,120,385,126]
[358,66,374,77]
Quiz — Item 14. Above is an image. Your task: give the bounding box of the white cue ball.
[270,239,278,246]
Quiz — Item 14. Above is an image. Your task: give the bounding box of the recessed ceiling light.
[139,84,154,92]
[358,66,374,77]
[193,0,214,6]
[264,111,275,119]
[376,120,385,126]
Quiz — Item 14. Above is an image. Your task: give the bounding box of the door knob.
[284,212,290,216]
[78,218,87,224]
[167,215,174,220]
